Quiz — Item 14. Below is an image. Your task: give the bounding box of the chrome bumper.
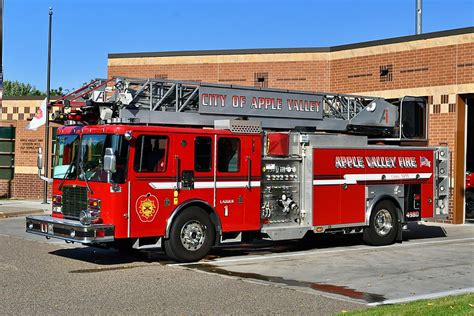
[25,215,114,244]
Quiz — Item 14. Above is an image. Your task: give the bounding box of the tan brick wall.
[331,43,473,94]
[1,99,40,121]
[108,33,473,95]
[0,180,14,198]
[427,94,458,222]
[12,173,47,200]
[12,120,55,200]
[109,60,331,92]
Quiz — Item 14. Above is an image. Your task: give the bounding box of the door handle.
[246,156,251,189]
[175,155,180,190]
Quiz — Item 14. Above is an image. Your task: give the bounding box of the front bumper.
[26,215,114,244]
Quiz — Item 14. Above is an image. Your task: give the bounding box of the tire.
[164,206,215,262]
[466,191,474,220]
[363,200,399,246]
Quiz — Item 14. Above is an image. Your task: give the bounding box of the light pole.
[416,0,422,35]
[43,7,53,204]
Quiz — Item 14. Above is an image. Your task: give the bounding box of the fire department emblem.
[136,193,159,222]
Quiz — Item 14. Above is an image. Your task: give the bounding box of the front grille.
[62,186,87,219]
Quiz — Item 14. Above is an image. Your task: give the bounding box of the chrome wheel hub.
[374,209,393,237]
[180,220,206,251]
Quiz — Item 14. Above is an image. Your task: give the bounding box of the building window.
[254,72,269,88]
[134,135,168,173]
[0,127,15,180]
[379,64,393,82]
[194,137,212,172]
[217,138,240,173]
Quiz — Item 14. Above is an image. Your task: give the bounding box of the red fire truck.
[466,172,474,219]
[26,78,450,262]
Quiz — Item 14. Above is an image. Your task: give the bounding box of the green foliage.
[50,87,64,96]
[3,80,64,97]
[3,80,42,96]
[339,293,474,315]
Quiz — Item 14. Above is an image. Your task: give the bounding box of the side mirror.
[103,147,116,175]
[37,147,43,171]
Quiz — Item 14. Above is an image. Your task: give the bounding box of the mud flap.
[396,222,403,242]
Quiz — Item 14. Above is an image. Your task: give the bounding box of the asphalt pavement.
[0,216,362,315]
[0,204,473,314]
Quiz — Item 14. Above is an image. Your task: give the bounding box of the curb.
[0,209,47,219]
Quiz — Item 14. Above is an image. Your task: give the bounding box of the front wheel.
[363,200,399,246]
[164,207,215,262]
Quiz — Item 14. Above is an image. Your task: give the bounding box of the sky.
[3,0,474,92]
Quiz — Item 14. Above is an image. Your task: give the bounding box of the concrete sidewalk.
[0,199,51,218]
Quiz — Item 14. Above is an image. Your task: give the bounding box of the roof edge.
[2,96,58,101]
[108,26,473,59]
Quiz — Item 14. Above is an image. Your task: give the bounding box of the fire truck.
[466,172,474,219]
[26,78,450,262]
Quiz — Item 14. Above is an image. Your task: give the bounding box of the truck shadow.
[49,222,447,266]
[402,222,447,240]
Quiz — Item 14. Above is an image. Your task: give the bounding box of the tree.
[50,87,64,96]
[3,80,65,97]
[3,80,42,96]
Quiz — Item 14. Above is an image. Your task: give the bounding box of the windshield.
[79,134,129,183]
[53,135,80,179]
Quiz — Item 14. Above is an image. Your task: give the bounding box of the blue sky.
[4,0,474,92]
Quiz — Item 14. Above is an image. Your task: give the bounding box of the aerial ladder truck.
[26,78,450,262]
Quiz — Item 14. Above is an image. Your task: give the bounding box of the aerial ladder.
[51,77,427,142]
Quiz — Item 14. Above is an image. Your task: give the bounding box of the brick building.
[0,97,58,199]
[108,27,473,224]
[1,27,472,223]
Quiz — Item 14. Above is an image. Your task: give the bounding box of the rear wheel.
[164,207,215,262]
[363,200,399,246]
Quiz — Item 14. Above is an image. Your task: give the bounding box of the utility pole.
[416,0,422,35]
[43,7,53,204]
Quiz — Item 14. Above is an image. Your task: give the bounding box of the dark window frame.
[134,134,169,174]
[0,127,15,180]
[217,137,241,173]
[194,136,212,172]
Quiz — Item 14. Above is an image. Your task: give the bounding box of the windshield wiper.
[58,162,75,191]
[79,160,93,194]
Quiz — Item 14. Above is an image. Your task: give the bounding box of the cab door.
[215,135,261,232]
[129,133,175,238]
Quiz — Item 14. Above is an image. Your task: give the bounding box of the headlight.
[52,206,63,214]
[79,210,101,225]
[79,210,92,225]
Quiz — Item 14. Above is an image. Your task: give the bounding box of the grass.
[339,293,474,315]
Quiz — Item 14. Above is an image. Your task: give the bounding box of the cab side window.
[134,135,168,173]
[195,137,212,172]
[218,138,240,172]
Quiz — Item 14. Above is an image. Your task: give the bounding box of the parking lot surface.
[174,222,474,305]
[1,216,473,313]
